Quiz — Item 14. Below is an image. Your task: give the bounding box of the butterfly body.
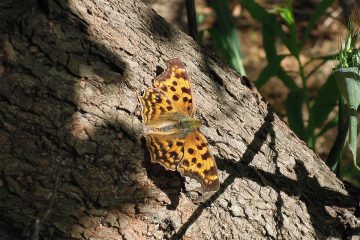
[139,58,220,192]
[177,116,201,131]
[149,115,201,132]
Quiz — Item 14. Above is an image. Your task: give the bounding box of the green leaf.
[271,4,298,57]
[327,97,347,171]
[301,0,335,45]
[240,0,269,21]
[337,14,360,68]
[272,7,294,26]
[255,65,276,89]
[286,90,307,141]
[255,55,283,88]
[241,0,295,57]
[208,0,246,75]
[308,74,339,135]
[333,67,360,170]
[262,23,277,60]
[315,117,338,138]
[277,68,299,91]
[209,28,245,75]
[255,56,299,91]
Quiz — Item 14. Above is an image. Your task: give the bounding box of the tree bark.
[0,0,359,239]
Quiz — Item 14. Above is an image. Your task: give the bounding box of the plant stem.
[296,57,313,147]
[348,106,359,170]
[327,97,348,172]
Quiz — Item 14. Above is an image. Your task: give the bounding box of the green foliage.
[331,18,360,178]
[200,0,246,76]
[241,0,337,150]
[337,17,360,68]
[286,90,306,140]
[201,0,360,181]
[301,0,335,46]
[332,67,360,183]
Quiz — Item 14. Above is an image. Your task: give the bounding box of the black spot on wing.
[181,87,190,94]
[155,96,162,103]
[188,148,194,154]
[182,159,189,167]
[159,106,166,114]
[170,151,178,159]
[203,166,217,176]
[175,72,187,79]
[201,151,210,160]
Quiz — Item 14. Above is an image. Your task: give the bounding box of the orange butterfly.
[139,58,219,192]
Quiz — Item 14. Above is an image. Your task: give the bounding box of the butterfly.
[139,58,220,192]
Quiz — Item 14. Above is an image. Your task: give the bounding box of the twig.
[185,0,198,43]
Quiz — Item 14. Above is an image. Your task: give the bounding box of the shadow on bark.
[170,108,276,239]
[170,107,355,239]
[142,138,182,210]
[0,0,147,238]
[0,0,196,238]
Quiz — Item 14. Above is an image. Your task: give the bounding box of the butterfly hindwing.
[153,59,195,117]
[177,129,220,192]
[145,133,185,171]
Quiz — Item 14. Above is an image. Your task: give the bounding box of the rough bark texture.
[0,0,359,239]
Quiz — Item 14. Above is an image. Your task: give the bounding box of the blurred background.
[144,0,360,185]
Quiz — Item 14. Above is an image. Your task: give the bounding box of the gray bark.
[0,0,359,239]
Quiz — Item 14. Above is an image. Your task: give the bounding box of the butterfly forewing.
[139,88,178,126]
[153,59,195,117]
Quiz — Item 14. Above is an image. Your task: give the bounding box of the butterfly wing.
[177,129,220,192]
[145,133,185,171]
[140,58,219,192]
[153,58,195,117]
[139,88,179,127]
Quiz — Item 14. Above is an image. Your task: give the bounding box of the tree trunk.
[0,0,359,239]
